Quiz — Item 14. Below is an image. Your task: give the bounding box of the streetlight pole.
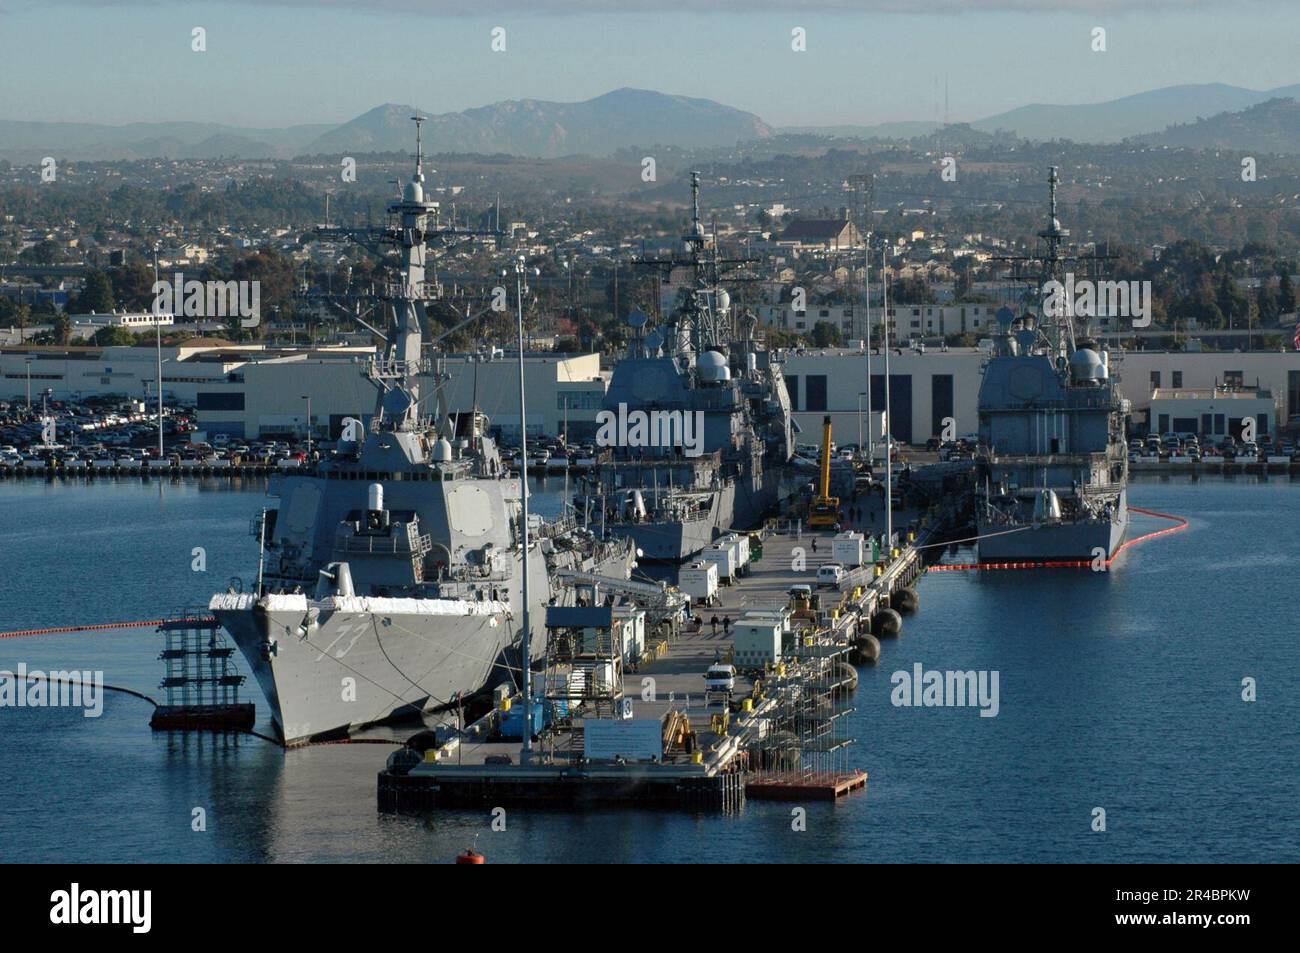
[150,243,167,461]
[514,255,534,764]
[25,359,32,412]
[864,231,873,469]
[882,246,893,549]
[857,392,866,455]
[302,395,312,457]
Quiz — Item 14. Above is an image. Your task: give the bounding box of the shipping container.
[701,541,738,582]
[733,617,782,669]
[678,561,719,605]
[832,531,866,567]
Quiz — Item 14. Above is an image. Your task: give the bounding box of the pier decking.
[379,511,942,813]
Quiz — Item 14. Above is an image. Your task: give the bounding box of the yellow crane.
[808,414,840,528]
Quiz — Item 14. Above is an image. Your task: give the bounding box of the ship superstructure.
[211,120,632,744]
[976,168,1130,563]
[576,174,794,561]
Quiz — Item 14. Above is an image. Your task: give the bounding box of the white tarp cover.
[209,592,511,616]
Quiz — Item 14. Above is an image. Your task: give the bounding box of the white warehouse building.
[5,342,1298,446]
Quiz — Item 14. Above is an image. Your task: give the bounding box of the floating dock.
[378,510,948,813]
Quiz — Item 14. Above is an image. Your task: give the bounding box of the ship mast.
[1037,166,1075,361]
[313,117,503,441]
[633,171,759,365]
[373,115,438,432]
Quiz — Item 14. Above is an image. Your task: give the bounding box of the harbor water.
[1,475,1297,863]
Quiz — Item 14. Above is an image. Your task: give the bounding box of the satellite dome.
[432,438,454,461]
[404,178,424,203]
[696,350,730,382]
[715,289,731,313]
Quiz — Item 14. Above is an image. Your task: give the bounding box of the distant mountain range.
[5,82,1300,164]
[0,89,771,163]
[780,83,1300,146]
[308,89,772,158]
[1135,97,1300,152]
[968,82,1300,143]
[0,120,331,164]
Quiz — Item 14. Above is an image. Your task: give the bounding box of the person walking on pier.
[710,614,719,635]
[811,537,818,553]
[722,616,731,635]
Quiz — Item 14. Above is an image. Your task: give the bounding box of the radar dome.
[431,438,454,461]
[696,350,731,383]
[404,178,424,203]
[715,289,731,313]
[1070,348,1105,382]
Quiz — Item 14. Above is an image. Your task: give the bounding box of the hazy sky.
[2,1,1297,128]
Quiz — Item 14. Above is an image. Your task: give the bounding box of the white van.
[817,564,845,588]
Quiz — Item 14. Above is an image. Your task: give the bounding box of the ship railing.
[535,512,580,539]
[335,529,433,558]
[379,280,441,301]
[367,413,434,434]
[367,357,433,380]
[1079,482,1125,498]
[989,452,1108,467]
[442,567,514,585]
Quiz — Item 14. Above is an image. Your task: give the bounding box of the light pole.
[863,230,873,469]
[25,359,32,411]
[152,243,164,461]
[301,395,312,457]
[857,391,867,457]
[514,255,534,763]
[881,246,893,548]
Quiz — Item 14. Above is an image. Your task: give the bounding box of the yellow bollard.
[692,751,704,764]
[742,698,753,712]
[501,697,512,711]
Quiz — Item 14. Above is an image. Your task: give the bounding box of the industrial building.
[1149,387,1278,439]
[4,341,1298,445]
[0,343,603,443]
[777,346,1300,444]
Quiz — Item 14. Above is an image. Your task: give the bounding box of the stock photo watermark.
[0,665,104,717]
[594,403,705,458]
[152,274,261,328]
[890,663,999,717]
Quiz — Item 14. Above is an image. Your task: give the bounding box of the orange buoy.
[455,849,486,864]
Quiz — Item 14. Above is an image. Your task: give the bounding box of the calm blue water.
[1,474,1297,863]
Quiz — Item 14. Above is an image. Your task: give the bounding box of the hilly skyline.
[5,82,1300,164]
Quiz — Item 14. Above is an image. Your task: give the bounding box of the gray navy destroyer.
[576,173,795,562]
[211,119,633,744]
[976,168,1130,563]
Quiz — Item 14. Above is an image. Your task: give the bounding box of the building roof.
[1151,387,1273,400]
[780,219,856,242]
